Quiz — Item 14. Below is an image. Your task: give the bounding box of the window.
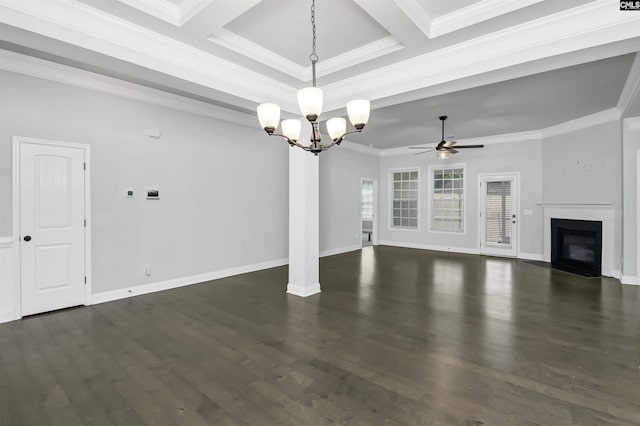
[361,180,374,220]
[391,170,418,229]
[431,167,464,232]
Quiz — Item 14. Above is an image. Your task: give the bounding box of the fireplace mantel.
[538,203,616,277]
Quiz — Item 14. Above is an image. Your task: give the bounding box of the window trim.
[388,167,420,231]
[428,163,467,235]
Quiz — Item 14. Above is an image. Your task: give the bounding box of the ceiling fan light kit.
[256,0,370,155]
[410,115,485,158]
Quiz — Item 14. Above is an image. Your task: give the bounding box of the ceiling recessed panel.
[224,0,390,67]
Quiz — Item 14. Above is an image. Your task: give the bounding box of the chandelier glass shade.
[256,0,370,155]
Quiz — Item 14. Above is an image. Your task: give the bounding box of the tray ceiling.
[1,0,639,149]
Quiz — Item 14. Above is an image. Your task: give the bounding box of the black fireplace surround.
[551,218,602,277]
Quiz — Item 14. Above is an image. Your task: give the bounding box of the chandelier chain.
[310,0,318,87]
[311,0,316,58]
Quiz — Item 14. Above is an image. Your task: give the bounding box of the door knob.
[23,235,31,242]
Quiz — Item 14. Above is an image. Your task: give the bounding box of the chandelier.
[256,0,370,155]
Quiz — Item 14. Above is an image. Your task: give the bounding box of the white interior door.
[20,141,86,316]
[479,174,518,257]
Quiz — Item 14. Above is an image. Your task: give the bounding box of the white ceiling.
[1,0,639,149]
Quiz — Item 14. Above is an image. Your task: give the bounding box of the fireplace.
[551,218,602,277]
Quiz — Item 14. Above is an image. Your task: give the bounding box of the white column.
[287,124,321,297]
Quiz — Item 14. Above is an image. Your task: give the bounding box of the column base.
[286,282,321,297]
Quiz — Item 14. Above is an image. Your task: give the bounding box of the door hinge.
[84,219,87,227]
[84,162,86,170]
[84,276,87,284]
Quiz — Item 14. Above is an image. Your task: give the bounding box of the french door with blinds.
[479,174,518,257]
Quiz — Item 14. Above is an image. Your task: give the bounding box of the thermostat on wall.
[146,189,159,199]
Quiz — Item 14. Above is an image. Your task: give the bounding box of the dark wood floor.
[1,246,639,425]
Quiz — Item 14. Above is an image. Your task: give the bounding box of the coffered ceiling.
[1,0,640,149]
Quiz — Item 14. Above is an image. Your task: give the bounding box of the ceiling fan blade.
[408,146,436,149]
[443,140,457,147]
[448,148,459,154]
[414,149,435,155]
[454,144,485,149]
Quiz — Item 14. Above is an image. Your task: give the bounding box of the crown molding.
[390,0,432,36]
[322,0,640,111]
[429,0,544,38]
[207,28,308,81]
[393,0,545,40]
[316,37,404,80]
[542,108,621,139]
[115,0,213,26]
[0,49,256,127]
[378,130,542,157]
[208,31,403,82]
[378,145,418,157]
[378,108,622,157]
[618,52,640,114]
[176,0,215,25]
[116,0,180,25]
[0,0,300,112]
[338,140,380,156]
[455,130,542,146]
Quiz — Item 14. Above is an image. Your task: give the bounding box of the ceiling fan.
[409,116,484,159]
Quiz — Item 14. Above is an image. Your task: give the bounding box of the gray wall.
[319,147,379,253]
[542,121,623,271]
[622,120,640,278]
[378,140,544,255]
[0,70,293,294]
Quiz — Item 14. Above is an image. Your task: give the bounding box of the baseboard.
[601,268,621,279]
[320,244,362,258]
[91,257,288,305]
[519,252,544,261]
[621,275,638,285]
[286,282,321,297]
[378,240,480,255]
